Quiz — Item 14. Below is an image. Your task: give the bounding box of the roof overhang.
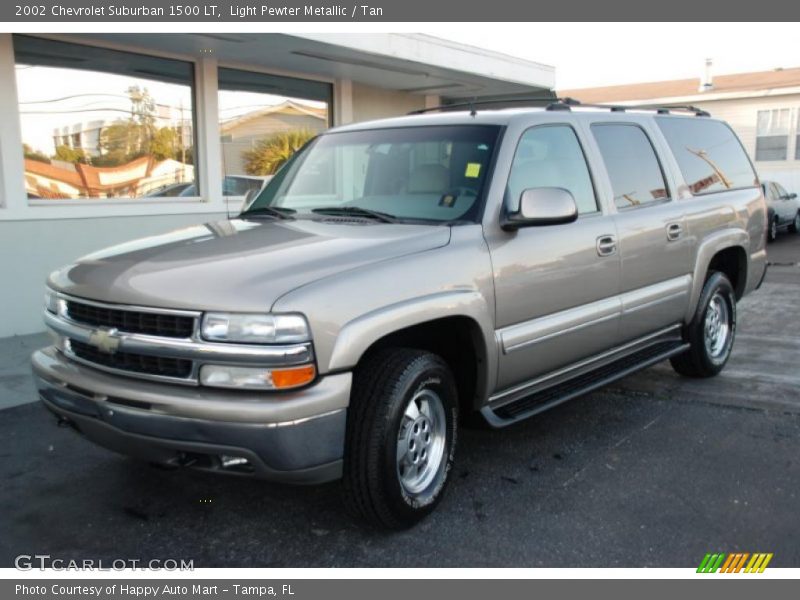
[49,32,555,100]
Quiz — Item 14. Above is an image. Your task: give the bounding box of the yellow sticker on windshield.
[465,163,481,178]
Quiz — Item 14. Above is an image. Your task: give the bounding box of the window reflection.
[14,36,195,201]
[217,67,331,198]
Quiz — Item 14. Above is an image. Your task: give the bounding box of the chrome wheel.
[794,214,800,232]
[770,219,778,240]
[704,292,731,359]
[396,388,446,495]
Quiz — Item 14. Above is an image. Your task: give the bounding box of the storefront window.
[217,67,331,199]
[14,35,196,201]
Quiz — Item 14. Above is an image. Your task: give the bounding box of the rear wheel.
[342,348,458,529]
[670,272,736,378]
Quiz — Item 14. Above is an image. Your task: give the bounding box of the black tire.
[342,348,458,529]
[670,271,736,378]
[767,216,778,242]
[790,211,800,234]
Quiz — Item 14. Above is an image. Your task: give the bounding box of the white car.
[762,180,800,242]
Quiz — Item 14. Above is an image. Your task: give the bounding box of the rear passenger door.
[589,121,692,342]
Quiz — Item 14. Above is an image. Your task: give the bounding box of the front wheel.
[342,348,458,529]
[790,211,800,234]
[670,271,736,378]
[768,216,778,242]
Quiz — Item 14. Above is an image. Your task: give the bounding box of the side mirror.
[501,187,578,230]
[789,193,797,200]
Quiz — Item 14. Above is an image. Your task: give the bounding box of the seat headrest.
[407,164,449,193]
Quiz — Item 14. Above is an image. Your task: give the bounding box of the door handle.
[596,235,617,257]
[666,223,683,241]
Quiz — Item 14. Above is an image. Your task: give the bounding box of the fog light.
[199,364,316,390]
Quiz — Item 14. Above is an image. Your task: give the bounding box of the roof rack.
[407,97,710,117]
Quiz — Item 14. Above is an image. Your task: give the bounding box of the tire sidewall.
[379,356,458,520]
[691,273,737,373]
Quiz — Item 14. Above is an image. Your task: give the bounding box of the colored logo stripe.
[697,553,773,573]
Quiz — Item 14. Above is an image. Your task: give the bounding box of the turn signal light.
[271,365,316,389]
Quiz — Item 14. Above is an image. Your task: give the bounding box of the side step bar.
[482,340,689,428]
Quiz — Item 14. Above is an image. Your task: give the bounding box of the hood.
[49,218,451,312]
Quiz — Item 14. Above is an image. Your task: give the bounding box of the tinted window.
[592,124,668,209]
[657,118,758,194]
[506,125,597,214]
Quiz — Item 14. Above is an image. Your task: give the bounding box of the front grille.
[66,301,195,339]
[69,339,193,379]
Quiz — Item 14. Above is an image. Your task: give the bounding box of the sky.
[433,23,800,90]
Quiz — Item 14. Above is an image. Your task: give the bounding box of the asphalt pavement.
[1,234,799,568]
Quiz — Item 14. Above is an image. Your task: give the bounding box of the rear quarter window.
[656,118,758,195]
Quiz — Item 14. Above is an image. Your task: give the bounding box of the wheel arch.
[328,291,496,414]
[686,230,749,322]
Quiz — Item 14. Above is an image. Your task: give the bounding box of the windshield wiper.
[311,206,399,223]
[241,206,296,220]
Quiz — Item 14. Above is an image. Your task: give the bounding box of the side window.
[768,183,780,201]
[657,117,758,195]
[591,124,669,210]
[506,125,597,215]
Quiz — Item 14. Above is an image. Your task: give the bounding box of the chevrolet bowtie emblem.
[87,328,121,354]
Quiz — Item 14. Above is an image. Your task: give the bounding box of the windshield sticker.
[465,163,482,178]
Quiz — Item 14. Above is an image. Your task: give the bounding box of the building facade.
[0,33,554,336]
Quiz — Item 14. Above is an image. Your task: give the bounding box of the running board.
[482,340,689,428]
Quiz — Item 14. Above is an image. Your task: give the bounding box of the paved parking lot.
[2,234,799,568]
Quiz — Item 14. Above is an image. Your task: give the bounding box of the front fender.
[326,290,497,407]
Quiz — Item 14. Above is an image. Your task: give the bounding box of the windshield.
[243,125,502,223]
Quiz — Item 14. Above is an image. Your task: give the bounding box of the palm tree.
[242,129,315,176]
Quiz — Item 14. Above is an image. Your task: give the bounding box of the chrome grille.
[66,300,195,339]
[69,339,193,379]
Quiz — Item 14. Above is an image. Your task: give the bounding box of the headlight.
[44,288,61,314]
[201,313,310,344]
[199,364,316,390]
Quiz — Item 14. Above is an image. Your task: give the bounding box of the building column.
[333,78,353,126]
[194,55,225,211]
[424,95,441,109]
[0,33,27,213]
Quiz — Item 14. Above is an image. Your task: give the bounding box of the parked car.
[33,101,768,529]
[143,182,193,198]
[762,180,800,242]
[178,175,271,199]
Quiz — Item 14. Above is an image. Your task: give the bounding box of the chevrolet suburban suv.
[33,99,768,529]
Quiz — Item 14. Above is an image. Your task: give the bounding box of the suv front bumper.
[32,347,351,484]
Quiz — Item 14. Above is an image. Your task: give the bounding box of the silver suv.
[33,99,768,529]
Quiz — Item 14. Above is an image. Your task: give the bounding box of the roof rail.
[407,96,577,115]
[407,97,710,117]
